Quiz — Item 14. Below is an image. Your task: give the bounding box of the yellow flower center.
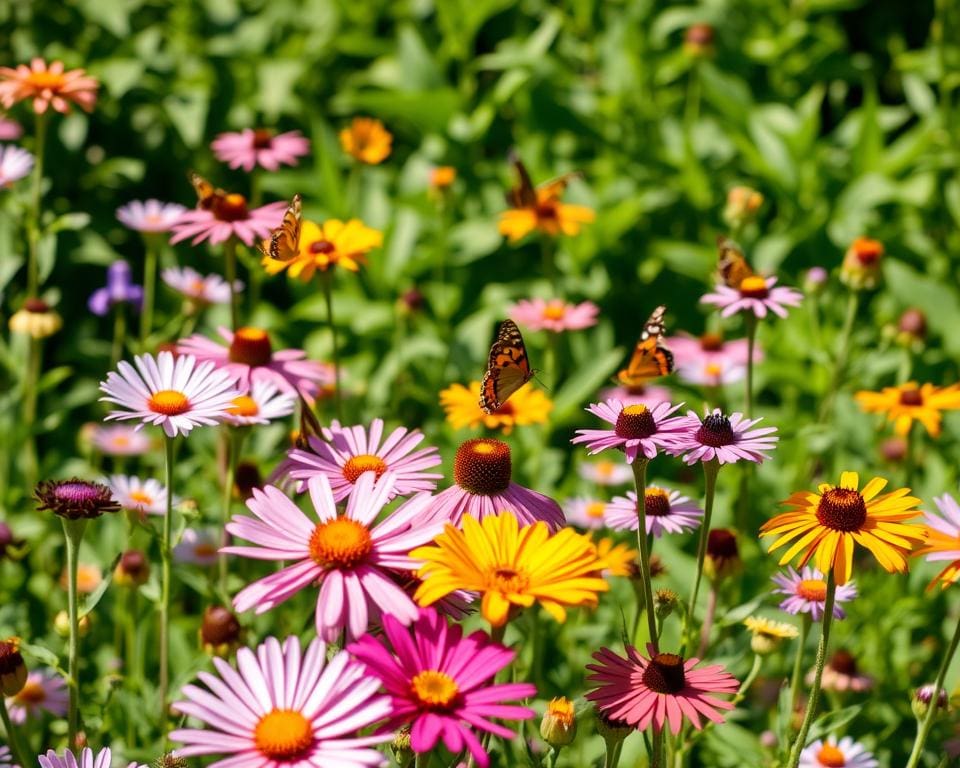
[816,488,867,532]
[595,461,615,479]
[14,679,45,704]
[739,275,769,298]
[148,390,191,416]
[490,566,530,594]
[253,709,313,760]
[586,502,606,519]
[410,670,459,708]
[546,696,575,727]
[308,518,372,569]
[26,70,67,91]
[189,278,206,294]
[342,454,388,484]
[229,396,260,417]
[111,435,130,447]
[228,327,272,367]
[129,490,154,506]
[542,301,567,321]
[815,744,847,767]
[704,362,723,378]
[797,579,827,601]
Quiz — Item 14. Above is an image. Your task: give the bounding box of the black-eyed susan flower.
[261,218,382,279]
[743,616,799,655]
[498,176,594,243]
[855,382,960,438]
[339,117,392,164]
[440,380,552,434]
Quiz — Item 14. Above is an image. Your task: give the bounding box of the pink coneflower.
[162,266,236,306]
[571,400,689,463]
[578,459,633,486]
[89,424,152,456]
[799,737,877,768]
[563,497,609,530]
[349,608,536,768]
[0,145,33,187]
[116,199,187,233]
[677,359,746,387]
[177,326,333,404]
[597,384,671,409]
[171,635,391,768]
[173,528,218,566]
[6,670,67,723]
[211,128,311,172]
[225,472,444,642]
[666,332,759,369]
[0,59,98,114]
[281,418,442,502]
[429,438,564,530]
[105,475,173,516]
[811,649,873,693]
[509,298,599,333]
[914,492,960,589]
[586,644,739,734]
[668,409,778,465]
[99,351,240,438]
[701,276,803,319]
[224,380,296,427]
[39,750,145,768]
[170,198,287,247]
[605,487,703,537]
[0,117,21,140]
[771,566,857,621]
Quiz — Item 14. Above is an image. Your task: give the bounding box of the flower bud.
[704,528,740,582]
[154,755,189,768]
[880,436,908,464]
[803,267,828,294]
[234,461,262,500]
[654,588,679,621]
[722,186,763,229]
[114,550,150,588]
[912,684,949,720]
[0,638,26,695]
[683,23,715,58]
[840,237,884,290]
[200,605,242,657]
[594,708,632,746]
[895,308,926,350]
[391,725,414,767]
[540,697,576,747]
[54,611,92,638]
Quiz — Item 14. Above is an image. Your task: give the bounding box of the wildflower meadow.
[2,2,960,767]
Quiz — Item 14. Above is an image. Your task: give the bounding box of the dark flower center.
[738,276,769,298]
[535,201,558,219]
[201,606,242,646]
[899,388,923,406]
[706,528,738,560]
[699,332,724,351]
[251,128,274,149]
[228,327,273,367]
[234,461,263,498]
[644,488,671,517]
[310,239,335,255]
[695,413,735,447]
[24,298,50,313]
[641,652,686,694]
[453,439,512,495]
[828,649,858,676]
[36,479,120,520]
[212,192,250,222]
[615,404,657,440]
[0,640,23,675]
[816,488,867,532]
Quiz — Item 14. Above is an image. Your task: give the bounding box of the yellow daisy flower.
[854,382,960,438]
[339,117,392,164]
[262,218,382,281]
[439,380,552,434]
[412,512,609,627]
[744,616,799,655]
[760,471,924,585]
[498,181,595,243]
[591,536,637,578]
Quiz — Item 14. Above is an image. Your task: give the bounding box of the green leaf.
[80,552,121,618]
[552,347,624,422]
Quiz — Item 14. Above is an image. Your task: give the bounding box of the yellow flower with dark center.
[760,471,924,585]
[498,182,595,243]
[339,117,392,164]
[412,512,609,627]
[262,218,382,280]
[854,382,960,438]
[439,380,552,434]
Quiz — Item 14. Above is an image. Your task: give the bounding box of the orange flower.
[339,117,392,164]
[430,166,456,189]
[498,180,594,243]
[840,236,884,289]
[0,59,98,114]
[439,380,552,434]
[854,382,960,438]
[262,218,382,280]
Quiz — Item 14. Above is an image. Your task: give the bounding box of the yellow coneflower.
[855,382,960,438]
[339,117,392,164]
[744,616,798,655]
[439,381,552,434]
[262,218,382,280]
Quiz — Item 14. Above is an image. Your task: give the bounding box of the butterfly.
[505,152,580,209]
[716,236,755,289]
[258,193,302,263]
[479,319,535,414]
[616,305,675,388]
[189,171,227,211]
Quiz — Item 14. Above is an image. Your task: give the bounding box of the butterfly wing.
[505,152,538,209]
[189,171,221,210]
[479,319,534,413]
[616,305,675,387]
[537,171,582,202]
[258,193,302,262]
[717,236,754,289]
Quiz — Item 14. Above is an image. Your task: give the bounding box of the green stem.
[141,238,158,346]
[734,654,763,707]
[631,459,659,652]
[0,694,28,768]
[61,516,88,747]
[818,292,859,422]
[603,736,623,768]
[788,613,812,727]
[111,306,127,367]
[541,237,557,292]
[745,315,757,416]
[322,273,343,421]
[159,435,175,745]
[696,584,718,657]
[905,611,960,768]
[27,111,47,296]
[223,238,239,331]
[23,337,41,489]
[684,460,719,653]
[219,429,242,593]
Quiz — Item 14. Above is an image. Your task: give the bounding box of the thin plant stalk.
[158,435,175,745]
[140,236,159,346]
[61,516,88,747]
[745,315,757,416]
[219,428,244,593]
[111,305,127,367]
[321,272,343,420]
[223,237,239,331]
[23,337,41,488]
[684,459,720,652]
[697,584,718,657]
[0,698,27,768]
[27,111,47,296]
[788,613,812,724]
[818,291,860,422]
[630,459,659,651]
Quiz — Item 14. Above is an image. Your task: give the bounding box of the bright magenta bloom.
[572,399,689,464]
[170,199,286,246]
[508,298,599,333]
[211,128,310,172]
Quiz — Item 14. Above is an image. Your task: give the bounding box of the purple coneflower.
[771,566,857,621]
[170,195,286,247]
[509,298,599,333]
[6,670,67,723]
[88,424,152,456]
[211,128,310,172]
[605,486,704,537]
[701,276,802,319]
[563,497,609,530]
[668,408,778,465]
[572,399,689,464]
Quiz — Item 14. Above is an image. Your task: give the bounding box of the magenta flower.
[211,128,310,172]
[280,418,442,502]
[571,399,689,464]
[349,608,536,768]
[586,644,739,734]
[605,486,704,537]
[508,298,599,333]
[88,261,142,316]
[6,670,68,723]
[177,326,333,404]
[429,438,564,530]
[667,409,778,465]
[162,266,236,306]
[701,276,803,319]
[116,199,186,233]
[0,117,22,141]
[598,383,671,409]
[170,198,286,247]
[771,566,857,621]
[171,635,391,768]
[0,144,33,186]
[225,472,445,642]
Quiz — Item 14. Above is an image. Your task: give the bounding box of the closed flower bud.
[803,266,828,294]
[881,436,908,463]
[114,549,150,588]
[654,588,679,620]
[683,23,715,58]
[54,610,92,638]
[391,725,414,767]
[840,236,884,290]
[155,755,189,768]
[896,308,927,350]
[200,605,242,657]
[722,186,763,228]
[594,708,632,746]
[704,528,740,581]
[0,638,26,695]
[540,697,576,747]
[234,461,262,500]
[912,684,949,720]
[0,521,25,560]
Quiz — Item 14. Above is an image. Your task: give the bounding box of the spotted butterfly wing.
[480,319,535,414]
[505,153,538,209]
[258,193,302,263]
[717,236,754,289]
[189,171,226,211]
[616,305,675,387]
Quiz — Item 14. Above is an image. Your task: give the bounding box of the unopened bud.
[840,237,884,290]
[912,684,949,720]
[391,725,414,767]
[654,589,678,621]
[114,549,150,588]
[683,23,715,58]
[704,529,741,582]
[540,697,576,747]
[200,605,242,657]
[723,186,763,229]
[594,708,632,746]
[54,611,92,638]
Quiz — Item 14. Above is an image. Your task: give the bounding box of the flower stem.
[219,428,243,593]
[745,315,757,416]
[27,111,47,296]
[159,434,175,745]
[787,572,836,768]
[684,459,719,653]
[0,697,27,768]
[140,237,158,346]
[818,292,859,422]
[905,610,960,768]
[696,584,718,657]
[61,516,88,747]
[630,459,658,653]
[111,305,127,367]
[321,273,343,421]
[22,337,41,489]
[223,238,239,331]
[788,613,812,727]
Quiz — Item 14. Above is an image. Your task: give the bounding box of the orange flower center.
[700,332,724,351]
[797,579,827,601]
[815,744,847,767]
[410,670,459,709]
[111,435,130,447]
[615,404,657,440]
[852,237,883,264]
[129,490,154,506]
[148,390,191,416]
[228,327,272,367]
[644,488,671,517]
[739,275,769,298]
[253,709,313,760]
[899,388,923,406]
[542,301,567,321]
[595,461,615,479]
[490,566,530,594]
[586,501,606,519]
[342,454,388,483]
[229,396,260,417]
[26,70,67,91]
[212,192,249,222]
[641,652,686,694]
[546,696,575,727]
[308,518,372,569]
[535,200,559,220]
[453,439,512,495]
[816,488,867,532]
[14,679,45,704]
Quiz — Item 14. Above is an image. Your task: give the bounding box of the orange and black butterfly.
[717,236,755,289]
[189,171,228,211]
[479,319,535,414]
[616,305,675,388]
[505,152,580,208]
[258,193,302,263]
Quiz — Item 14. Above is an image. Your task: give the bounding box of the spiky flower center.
[615,404,657,440]
[410,670,459,709]
[644,488,671,517]
[309,518,372,569]
[309,239,335,255]
[739,276,769,298]
[212,192,249,222]
[535,200,559,220]
[55,482,103,505]
[815,744,847,767]
[251,128,273,149]
[254,709,313,760]
[453,438,512,495]
[229,327,272,367]
[699,332,724,351]
[695,413,735,447]
[899,388,923,406]
[797,578,827,601]
[148,390,190,416]
[342,454,388,484]
[641,652,686,694]
[816,488,867,532]
[229,395,260,417]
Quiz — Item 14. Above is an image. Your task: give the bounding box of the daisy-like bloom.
[171,634,391,768]
[605,487,704,538]
[224,380,297,427]
[6,670,67,723]
[0,116,21,140]
[509,298,599,333]
[577,458,633,486]
[88,424,152,456]
[855,382,960,438]
[170,193,286,247]
[701,275,803,319]
[211,128,310,172]
[261,218,383,279]
[226,472,444,642]
[0,59,98,114]
[0,144,33,186]
[428,438,564,529]
[177,327,332,404]
[799,737,877,768]
[440,381,552,435]
[88,260,143,316]
[412,511,609,627]
[60,563,102,594]
[743,616,799,655]
[586,644,739,735]
[913,493,960,589]
[563,497,608,530]
[771,566,858,620]
[597,383,672,409]
[760,471,924,585]
[339,117,392,164]
[173,528,219,566]
[8,298,62,339]
[668,409,778,466]
[35,479,119,520]
[280,418,441,502]
[498,179,595,243]
[812,649,873,693]
[667,331,759,369]
[677,359,746,387]
[572,400,690,464]
[349,608,535,768]
[39,750,146,768]
[162,266,236,306]
[591,537,637,578]
[104,475,172,516]
[840,236,884,290]
[99,351,240,438]
[116,199,187,233]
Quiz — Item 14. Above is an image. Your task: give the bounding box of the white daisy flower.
[223,379,297,426]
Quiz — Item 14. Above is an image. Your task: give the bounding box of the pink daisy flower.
[99,351,240,438]
[177,326,333,404]
[39,749,144,768]
[676,359,746,387]
[104,474,174,516]
[88,424,152,456]
[799,737,877,768]
[6,670,68,723]
[666,332,759,369]
[281,418,442,502]
[578,459,633,486]
[915,492,960,584]
[508,298,599,333]
[771,566,857,621]
[171,635,391,768]
[812,649,873,693]
[173,528,219,566]
[429,438,564,530]
[605,487,704,537]
[0,145,33,187]
[349,608,536,768]
[211,128,311,172]
[224,380,297,426]
[563,497,609,530]
[170,197,286,247]
[116,199,187,233]
[162,266,236,306]
[586,644,739,735]
[571,400,689,464]
[225,472,445,642]
[701,276,803,319]
[598,383,672,409]
[667,409,778,465]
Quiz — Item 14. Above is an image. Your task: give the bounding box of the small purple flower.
[88,261,143,316]
[667,409,778,465]
[701,276,803,319]
[605,486,704,537]
[572,400,689,464]
[771,566,857,621]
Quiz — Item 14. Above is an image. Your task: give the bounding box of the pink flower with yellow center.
[88,424,152,456]
[563,497,609,530]
[211,128,310,172]
[162,266,236,306]
[771,566,857,620]
[116,199,186,233]
[0,59,98,114]
[173,528,219,567]
[223,380,296,427]
[605,487,704,537]
[701,276,803,319]
[105,474,174,516]
[170,193,287,247]
[572,399,690,464]
[509,298,599,333]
